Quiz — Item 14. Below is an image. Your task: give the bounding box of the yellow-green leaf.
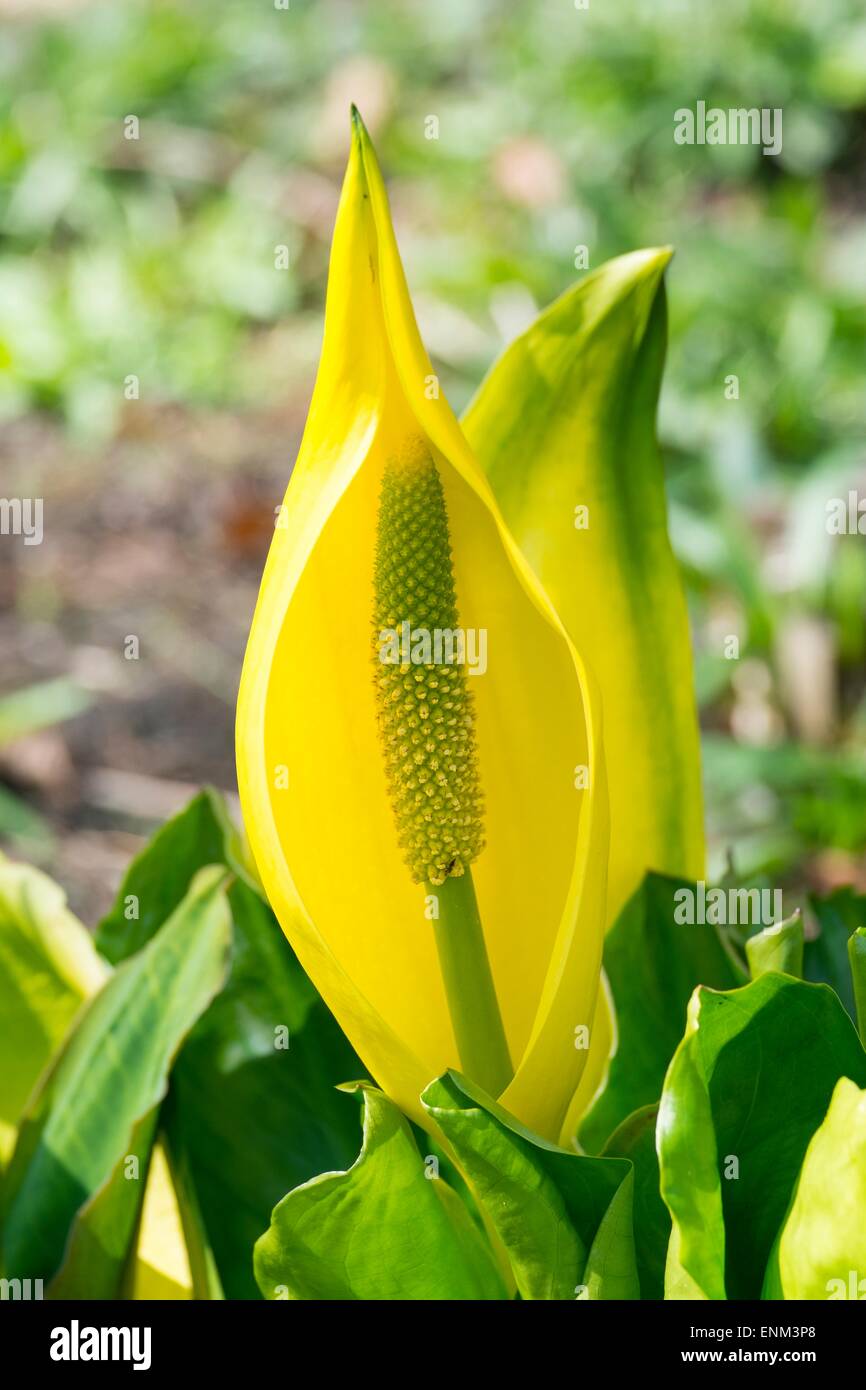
[658,975,866,1300]
[764,1077,866,1300]
[746,911,804,980]
[463,252,704,927]
[1,866,232,1291]
[254,1084,506,1300]
[0,857,108,1167]
[422,1071,636,1300]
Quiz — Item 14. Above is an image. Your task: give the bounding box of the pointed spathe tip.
[603,245,674,300]
[652,244,675,270]
[630,245,674,278]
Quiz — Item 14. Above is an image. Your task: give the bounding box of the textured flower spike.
[372,437,512,1094]
[372,439,485,887]
[236,110,609,1141]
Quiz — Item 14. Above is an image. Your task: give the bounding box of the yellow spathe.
[128,1143,193,1300]
[236,112,609,1143]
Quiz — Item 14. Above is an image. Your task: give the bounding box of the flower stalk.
[429,870,513,1096]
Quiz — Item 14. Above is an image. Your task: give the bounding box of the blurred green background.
[1,0,865,917]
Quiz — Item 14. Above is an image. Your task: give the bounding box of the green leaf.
[602,1105,669,1300]
[806,886,865,1022]
[422,1071,636,1301]
[763,1077,866,1300]
[463,252,703,926]
[849,928,866,1045]
[47,1110,161,1299]
[579,873,743,1153]
[97,789,365,1298]
[657,974,866,1301]
[579,1170,639,1301]
[0,856,108,1167]
[167,882,364,1298]
[95,788,250,965]
[746,911,804,980]
[1,865,232,1291]
[254,1084,506,1301]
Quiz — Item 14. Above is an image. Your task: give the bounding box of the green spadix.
[372,438,512,1096]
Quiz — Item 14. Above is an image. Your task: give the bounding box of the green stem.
[428,869,513,1096]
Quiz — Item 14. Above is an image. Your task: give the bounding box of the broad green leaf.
[97,789,365,1298]
[763,1077,866,1300]
[746,911,804,980]
[805,886,866,1022]
[47,1109,160,1299]
[422,1071,636,1301]
[0,857,195,1298]
[1,865,232,1290]
[657,974,866,1301]
[95,787,252,964]
[659,996,723,1302]
[463,251,703,927]
[50,1114,212,1303]
[0,856,108,1166]
[166,883,364,1298]
[254,1084,506,1301]
[579,873,743,1153]
[602,1105,669,1300]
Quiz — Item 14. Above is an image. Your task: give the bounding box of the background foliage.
[1,0,865,912]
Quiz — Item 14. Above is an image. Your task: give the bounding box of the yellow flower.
[236,110,608,1143]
